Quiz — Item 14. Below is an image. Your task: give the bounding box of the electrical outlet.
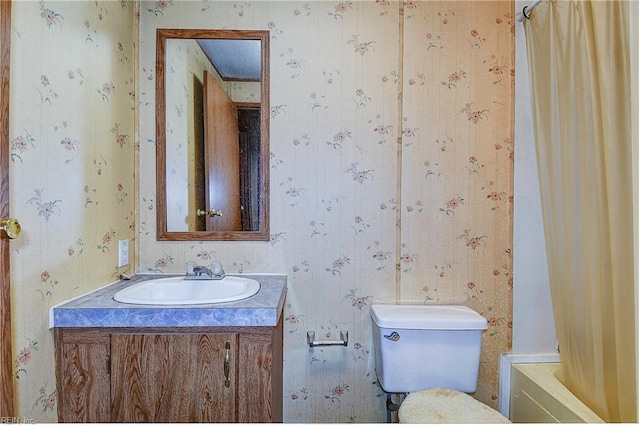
[118,239,129,268]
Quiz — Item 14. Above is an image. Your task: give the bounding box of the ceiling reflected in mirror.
[198,39,261,81]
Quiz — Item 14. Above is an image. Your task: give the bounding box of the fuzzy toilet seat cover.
[398,387,511,424]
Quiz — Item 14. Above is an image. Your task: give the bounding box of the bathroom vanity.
[51,274,286,423]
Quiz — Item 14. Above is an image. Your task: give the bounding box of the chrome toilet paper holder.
[307,330,349,347]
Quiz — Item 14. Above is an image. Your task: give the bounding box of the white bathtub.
[501,356,604,423]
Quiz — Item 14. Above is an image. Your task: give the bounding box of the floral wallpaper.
[139,1,514,423]
[8,0,513,423]
[9,1,136,422]
[400,0,514,402]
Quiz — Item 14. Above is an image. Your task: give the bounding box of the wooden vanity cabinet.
[54,320,283,423]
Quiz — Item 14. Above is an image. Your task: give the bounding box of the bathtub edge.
[499,352,561,419]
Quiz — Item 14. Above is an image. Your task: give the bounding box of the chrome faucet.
[185,261,225,280]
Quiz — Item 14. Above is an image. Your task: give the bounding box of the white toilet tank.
[371,304,488,394]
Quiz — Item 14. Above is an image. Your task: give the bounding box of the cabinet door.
[56,339,111,422]
[110,332,238,422]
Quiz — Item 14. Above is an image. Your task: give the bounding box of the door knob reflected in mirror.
[0,218,21,239]
[197,209,223,218]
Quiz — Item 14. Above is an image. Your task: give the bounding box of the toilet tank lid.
[371,304,488,330]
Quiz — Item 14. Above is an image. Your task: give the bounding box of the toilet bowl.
[371,304,510,423]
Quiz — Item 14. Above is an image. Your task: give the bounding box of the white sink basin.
[113,276,260,305]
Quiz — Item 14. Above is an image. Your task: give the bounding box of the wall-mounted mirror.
[156,29,269,241]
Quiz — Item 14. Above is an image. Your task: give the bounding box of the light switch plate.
[118,239,129,267]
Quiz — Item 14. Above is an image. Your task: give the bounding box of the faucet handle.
[186,261,197,275]
[210,261,224,276]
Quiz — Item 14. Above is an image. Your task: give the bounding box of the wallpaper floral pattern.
[9,1,136,421]
[139,1,514,423]
[401,1,514,403]
[8,0,513,423]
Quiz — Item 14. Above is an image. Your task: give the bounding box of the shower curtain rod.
[516,0,543,22]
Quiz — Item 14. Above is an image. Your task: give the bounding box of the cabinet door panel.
[57,342,110,422]
[110,333,237,422]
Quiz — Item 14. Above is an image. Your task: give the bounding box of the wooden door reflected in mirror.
[203,70,241,232]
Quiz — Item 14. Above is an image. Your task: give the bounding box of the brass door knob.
[197,209,223,217]
[0,218,21,239]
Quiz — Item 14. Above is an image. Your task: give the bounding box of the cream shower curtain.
[524,0,637,422]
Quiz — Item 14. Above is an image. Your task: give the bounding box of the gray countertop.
[50,274,287,328]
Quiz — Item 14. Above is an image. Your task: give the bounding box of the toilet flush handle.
[384,331,400,341]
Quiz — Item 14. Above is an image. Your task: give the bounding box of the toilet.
[371,304,510,423]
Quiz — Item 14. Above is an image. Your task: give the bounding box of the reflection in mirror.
[156,29,269,241]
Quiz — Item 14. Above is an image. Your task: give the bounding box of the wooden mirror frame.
[156,28,270,241]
